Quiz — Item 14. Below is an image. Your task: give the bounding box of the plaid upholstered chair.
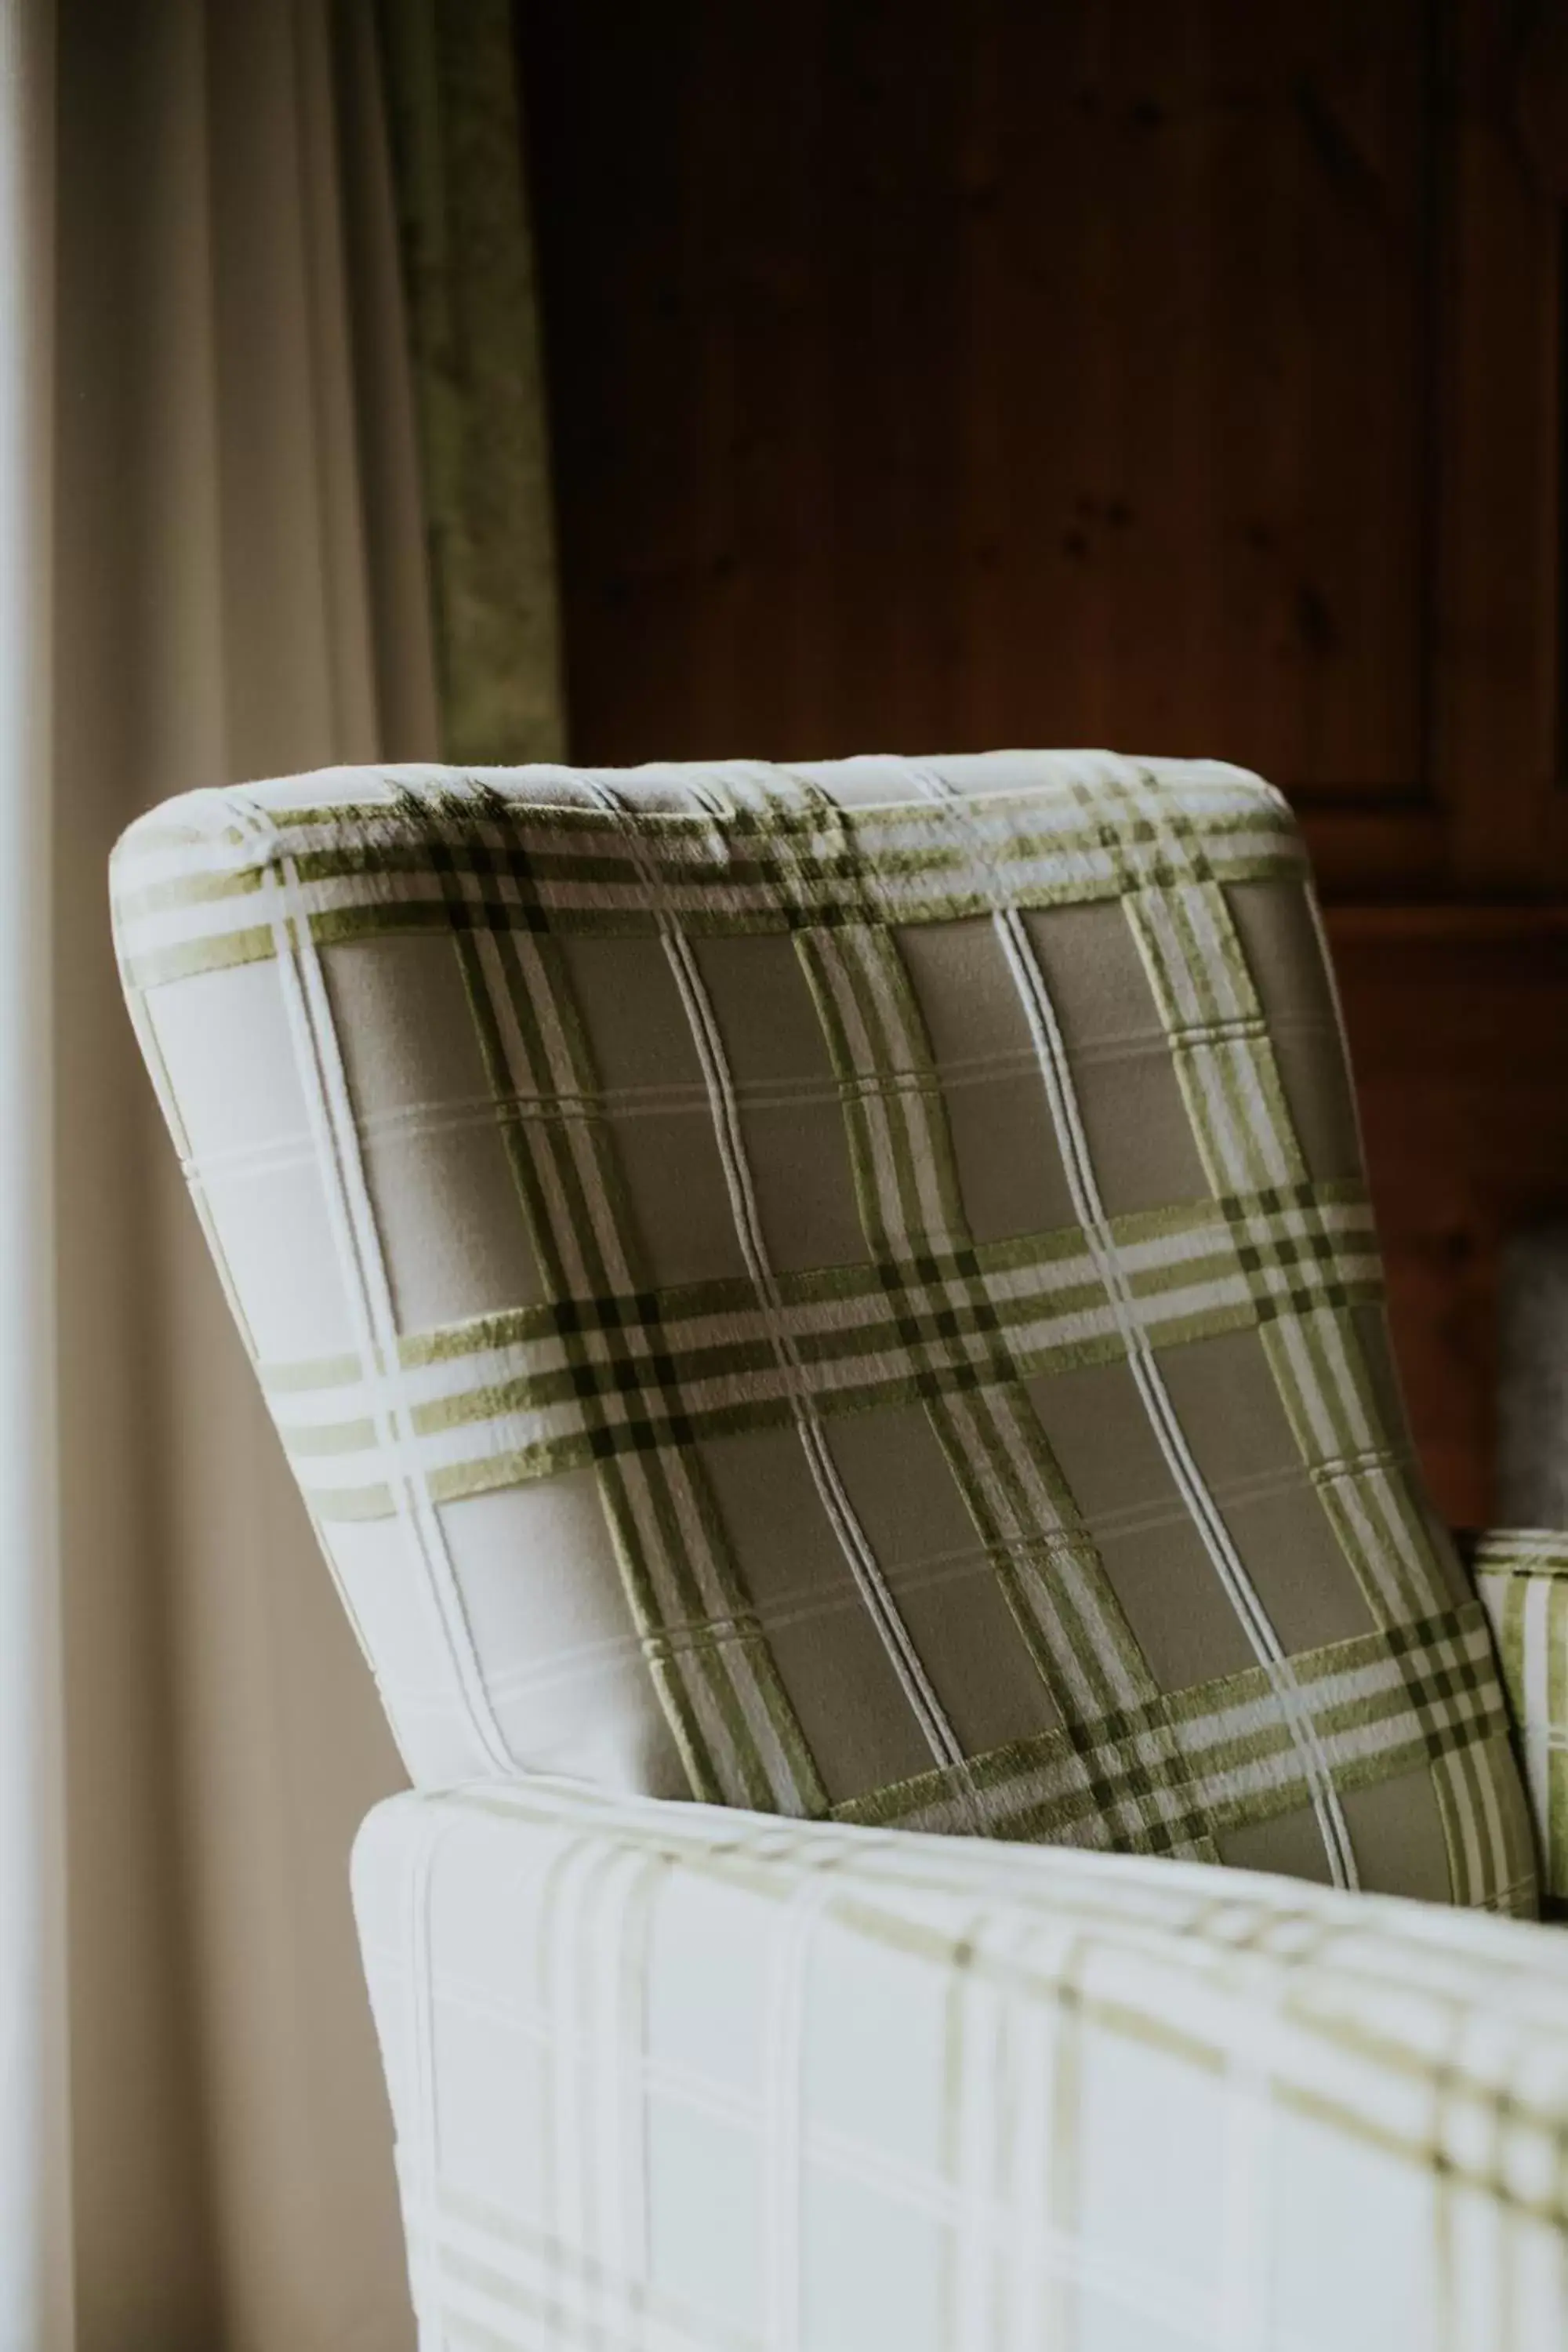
[114,753,1568,2351]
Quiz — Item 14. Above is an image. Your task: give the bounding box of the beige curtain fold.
[52,2,447,2342]
[1,2,71,2344]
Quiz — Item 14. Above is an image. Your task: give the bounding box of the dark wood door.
[518,0,1568,1522]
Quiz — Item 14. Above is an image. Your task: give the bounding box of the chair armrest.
[1472,1527,1568,1900]
[352,1776,1568,2350]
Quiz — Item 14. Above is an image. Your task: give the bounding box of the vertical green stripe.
[1479,1548,1568,1902]
[796,918,1177,1835]
[1098,764,1510,1909]
[416,786,824,1814]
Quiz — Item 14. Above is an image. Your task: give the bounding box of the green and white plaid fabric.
[352,1776,1568,2352]
[111,752,1536,1908]
[1475,1529,1568,1901]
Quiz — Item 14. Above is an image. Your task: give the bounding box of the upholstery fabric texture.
[352,1774,1568,2352]
[1475,1528,1568,1900]
[111,751,1537,1911]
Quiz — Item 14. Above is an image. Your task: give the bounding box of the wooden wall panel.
[521,5,1445,814]
[1329,910,1568,1523]
[517,0,1568,1519]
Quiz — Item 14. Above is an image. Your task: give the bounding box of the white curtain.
[7,2,446,2342]
[0,3,69,2347]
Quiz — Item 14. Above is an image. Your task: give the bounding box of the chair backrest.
[111,752,1537,1909]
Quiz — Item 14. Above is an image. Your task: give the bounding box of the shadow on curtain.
[43,2,561,2342]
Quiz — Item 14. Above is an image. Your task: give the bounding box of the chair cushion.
[111,752,1538,1911]
[1473,1528,1568,1904]
[353,1778,1568,2352]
